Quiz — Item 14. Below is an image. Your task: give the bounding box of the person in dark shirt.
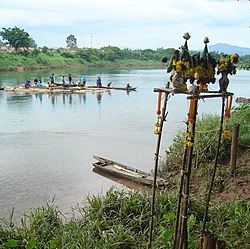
[96,76,102,88]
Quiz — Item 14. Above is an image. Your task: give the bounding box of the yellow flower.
[184,61,190,70]
[184,140,193,147]
[176,61,183,65]
[230,54,239,63]
[194,72,200,79]
[154,130,160,135]
[219,59,226,64]
[219,64,227,71]
[222,127,231,139]
[154,122,160,127]
[176,65,182,72]
[185,132,193,138]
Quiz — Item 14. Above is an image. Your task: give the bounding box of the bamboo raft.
[2,85,137,94]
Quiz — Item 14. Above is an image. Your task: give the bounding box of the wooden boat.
[235,97,250,103]
[92,155,168,188]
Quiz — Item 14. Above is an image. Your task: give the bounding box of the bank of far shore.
[0,63,164,72]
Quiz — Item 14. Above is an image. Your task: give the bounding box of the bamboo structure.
[174,96,199,249]
[149,89,234,249]
[148,90,169,249]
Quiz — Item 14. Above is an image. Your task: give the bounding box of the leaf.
[167,65,173,73]
[158,228,173,243]
[163,212,176,222]
[1,239,18,247]
[27,239,36,249]
[187,214,196,230]
[50,238,59,248]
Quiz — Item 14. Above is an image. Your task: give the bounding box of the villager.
[126,82,131,89]
[62,76,65,85]
[37,81,43,88]
[81,75,87,86]
[34,77,38,85]
[96,76,102,88]
[68,74,72,85]
[24,80,31,88]
[50,73,55,84]
[38,77,42,84]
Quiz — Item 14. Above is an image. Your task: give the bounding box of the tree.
[66,34,77,50]
[0,26,34,50]
[29,37,37,48]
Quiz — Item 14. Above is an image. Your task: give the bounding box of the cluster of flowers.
[217,53,239,75]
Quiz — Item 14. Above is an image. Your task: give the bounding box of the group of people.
[24,76,43,88]
[24,74,108,89]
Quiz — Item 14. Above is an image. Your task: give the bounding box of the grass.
[160,103,250,175]
[0,188,249,249]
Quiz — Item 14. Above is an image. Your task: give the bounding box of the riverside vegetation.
[0,104,249,248]
[0,46,250,72]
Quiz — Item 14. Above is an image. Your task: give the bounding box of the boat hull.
[92,155,167,188]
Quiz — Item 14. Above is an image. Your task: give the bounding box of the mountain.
[208,43,250,56]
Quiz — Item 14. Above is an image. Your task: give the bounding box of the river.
[0,67,249,220]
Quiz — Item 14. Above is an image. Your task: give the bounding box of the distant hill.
[208,43,250,56]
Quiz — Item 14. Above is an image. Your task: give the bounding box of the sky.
[0,0,249,50]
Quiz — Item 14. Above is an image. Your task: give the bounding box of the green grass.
[0,188,249,249]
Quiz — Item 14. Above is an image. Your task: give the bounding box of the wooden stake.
[230,124,240,173]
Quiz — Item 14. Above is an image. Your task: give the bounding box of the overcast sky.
[0,0,249,50]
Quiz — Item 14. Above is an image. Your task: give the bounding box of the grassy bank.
[0,188,249,249]
[0,48,167,72]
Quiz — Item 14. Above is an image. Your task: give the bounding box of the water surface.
[0,68,249,219]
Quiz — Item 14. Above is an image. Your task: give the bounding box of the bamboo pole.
[202,96,225,233]
[177,97,199,249]
[148,92,169,249]
[173,143,188,248]
[230,124,240,173]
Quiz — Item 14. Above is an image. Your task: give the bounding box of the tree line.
[0,26,249,69]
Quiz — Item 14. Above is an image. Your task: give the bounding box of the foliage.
[238,54,250,70]
[29,37,38,49]
[66,34,77,50]
[0,26,34,50]
[160,104,250,173]
[0,45,177,71]
[206,200,250,248]
[230,103,250,146]
[0,188,248,248]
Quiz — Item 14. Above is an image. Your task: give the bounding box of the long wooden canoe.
[92,155,167,188]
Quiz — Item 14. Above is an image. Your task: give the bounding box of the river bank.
[0,62,164,72]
